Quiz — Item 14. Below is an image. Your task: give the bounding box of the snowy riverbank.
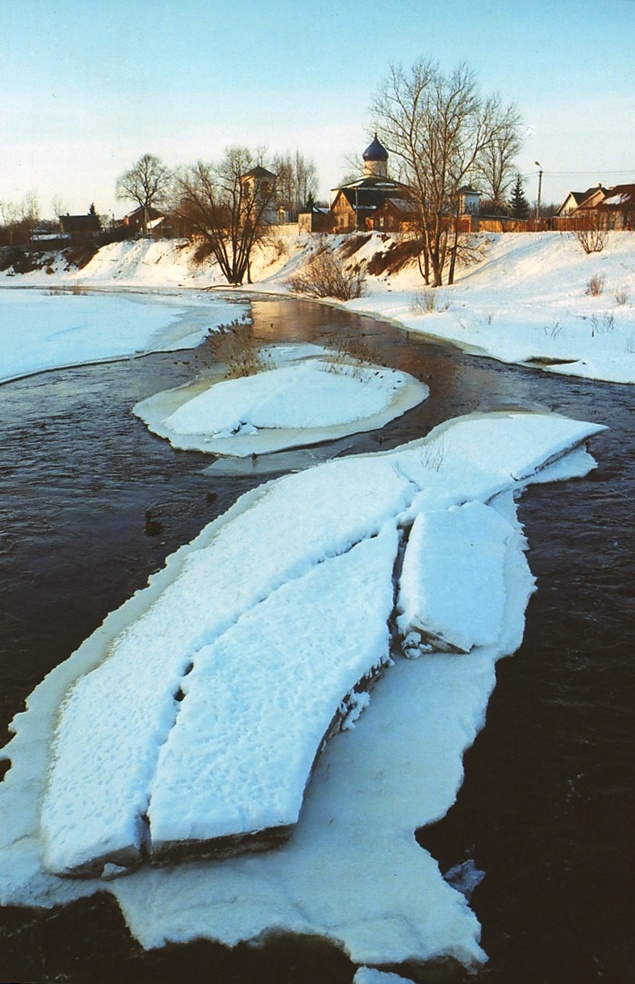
[3,229,634,384]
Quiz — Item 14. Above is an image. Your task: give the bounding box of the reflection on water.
[0,294,633,984]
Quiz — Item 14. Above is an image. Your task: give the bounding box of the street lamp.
[535,161,543,227]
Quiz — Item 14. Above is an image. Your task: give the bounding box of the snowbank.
[0,411,605,975]
[134,344,429,456]
[339,231,635,384]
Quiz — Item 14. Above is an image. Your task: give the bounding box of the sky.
[1,0,634,220]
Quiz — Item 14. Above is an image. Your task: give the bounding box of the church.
[329,134,413,232]
[298,135,413,234]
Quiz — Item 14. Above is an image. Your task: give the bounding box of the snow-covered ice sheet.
[134,346,428,456]
[0,287,248,383]
[0,411,606,974]
[397,502,512,655]
[148,527,398,848]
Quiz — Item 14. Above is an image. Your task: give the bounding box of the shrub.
[411,289,449,315]
[615,286,628,306]
[572,222,607,254]
[286,248,367,300]
[590,313,615,337]
[585,274,605,297]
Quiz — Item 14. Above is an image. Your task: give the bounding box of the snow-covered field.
[0,233,620,977]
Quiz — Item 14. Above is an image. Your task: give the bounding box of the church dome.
[362,134,389,162]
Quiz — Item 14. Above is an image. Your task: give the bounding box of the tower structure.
[362,134,389,179]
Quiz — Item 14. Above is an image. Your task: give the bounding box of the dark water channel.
[0,295,633,984]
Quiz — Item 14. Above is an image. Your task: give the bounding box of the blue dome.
[362,134,388,162]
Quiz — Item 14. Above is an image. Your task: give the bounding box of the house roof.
[556,186,606,216]
[599,183,635,208]
[333,178,410,215]
[242,166,276,180]
[375,197,417,214]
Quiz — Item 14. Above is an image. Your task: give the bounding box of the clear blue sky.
[1,0,634,218]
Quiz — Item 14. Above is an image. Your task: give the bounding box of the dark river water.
[0,295,633,984]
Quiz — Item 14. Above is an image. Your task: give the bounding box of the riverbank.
[3,230,635,384]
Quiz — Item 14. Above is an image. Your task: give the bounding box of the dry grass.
[206,319,272,378]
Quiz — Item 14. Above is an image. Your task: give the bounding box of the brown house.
[594,184,635,229]
[119,206,165,236]
[558,183,635,230]
[370,197,417,233]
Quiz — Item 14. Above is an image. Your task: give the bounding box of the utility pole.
[535,162,543,228]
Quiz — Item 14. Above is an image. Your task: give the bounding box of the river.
[0,295,633,984]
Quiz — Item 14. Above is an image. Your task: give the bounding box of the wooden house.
[556,185,606,217]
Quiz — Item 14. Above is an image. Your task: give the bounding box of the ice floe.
[134,343,428,456]
[0,410,606,974]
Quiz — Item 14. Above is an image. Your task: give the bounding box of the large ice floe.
[0,411,605,975]
[134,343,428,456]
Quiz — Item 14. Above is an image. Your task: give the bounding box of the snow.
[354,970,416,984]
[0,286,248,383]
[0,236,620,973]
[147,527,398,849]
[336,231,635,385]
[135,346,428,456]
[0,409,605,975]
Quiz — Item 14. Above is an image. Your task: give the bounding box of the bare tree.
[372,58,521,286]
[173,147,277,285]
[271,150,318,221]
[0,193,40,247]
[115,153,171,234]
[474,108,522,209]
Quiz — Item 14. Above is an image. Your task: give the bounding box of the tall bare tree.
[115,153,171,234]
[173,147,277,285]
[372,58,521,285]
[475,113,522,210]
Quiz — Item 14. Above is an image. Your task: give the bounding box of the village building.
[58,211,101,244]
[119,206,166,237]
[556,183,635,230]
[457,186,482,215]
[328,135,412,233]
[556,185,606,217]
[240,165,283,225]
